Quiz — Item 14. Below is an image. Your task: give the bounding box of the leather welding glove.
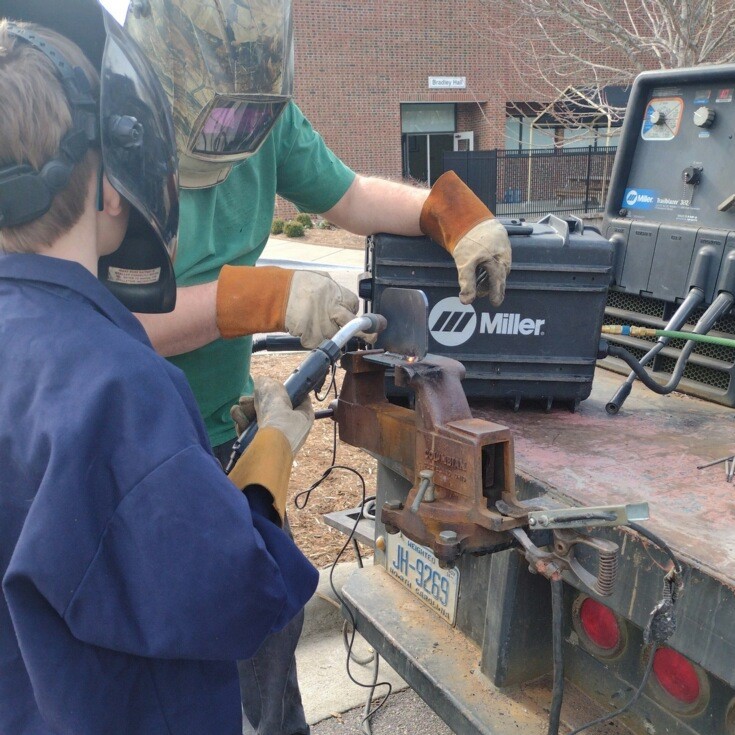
[228,376,314,522]
[420,170,512,306]
[217,265,371,348]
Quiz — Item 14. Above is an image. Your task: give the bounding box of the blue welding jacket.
[0,254,318,734]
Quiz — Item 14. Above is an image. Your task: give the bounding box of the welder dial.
[641,97,684,141]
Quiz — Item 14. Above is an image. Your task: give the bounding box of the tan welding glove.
[420,170,511,306]
[216,265,367,348]
[228,377,314,521]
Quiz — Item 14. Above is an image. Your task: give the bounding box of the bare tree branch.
[477,0,735,141]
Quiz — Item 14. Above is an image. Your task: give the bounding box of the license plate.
[384,532,460,625]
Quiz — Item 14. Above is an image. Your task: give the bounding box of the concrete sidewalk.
[261,235,366,269]
[297,562,409,727]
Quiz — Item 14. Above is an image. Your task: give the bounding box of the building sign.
[428,76,466,89]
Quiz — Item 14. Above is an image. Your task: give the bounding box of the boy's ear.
[100,176,125,217]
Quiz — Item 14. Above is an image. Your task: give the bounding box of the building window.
[401,103,456,134]
[505,115,621,152]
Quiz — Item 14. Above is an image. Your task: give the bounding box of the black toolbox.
[363,215,614,410]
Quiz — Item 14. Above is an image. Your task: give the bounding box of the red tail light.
[579,597,620,651]
[652,648,700,704]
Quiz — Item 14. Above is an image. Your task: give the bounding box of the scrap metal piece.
[374,287,429,360]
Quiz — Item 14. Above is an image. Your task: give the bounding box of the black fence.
[443,146,618,221]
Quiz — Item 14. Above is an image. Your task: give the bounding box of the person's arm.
[59,443,318,661]
[326,170,512,307]
[323,174,428,236]
[135,281,219,357]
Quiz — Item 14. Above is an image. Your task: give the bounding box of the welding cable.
[605,287,704,414]
[293,368,340,510]
[626,521,682,576]
[547,579,565,735]
[601,291,735,413]
[325,465,394,730]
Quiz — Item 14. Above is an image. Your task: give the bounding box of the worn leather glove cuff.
[419,170,494,254]
[228,426,293,522]
[216,265,295,339]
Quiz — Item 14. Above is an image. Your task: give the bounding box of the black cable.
[602,291,734,409]
[294,368,339,510]
[567,644,658,735]
[547,579,565,735]
[315,363,337,402]
[627,521,683,576]
[325,466,393,728]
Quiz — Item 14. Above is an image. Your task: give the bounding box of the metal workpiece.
[335,348,526,566]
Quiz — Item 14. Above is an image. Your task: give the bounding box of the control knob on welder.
[682,166,702,186]
[693,106,716,129]
[650,109,666,126]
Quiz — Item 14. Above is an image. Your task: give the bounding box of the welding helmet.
[125,0,294,189]
[0,0,178,313]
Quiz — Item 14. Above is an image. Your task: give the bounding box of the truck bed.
[472,367,735,589]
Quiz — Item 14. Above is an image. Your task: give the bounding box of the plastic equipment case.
[363,214,614,410]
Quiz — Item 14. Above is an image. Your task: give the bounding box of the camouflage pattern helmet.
[125,0,293,188]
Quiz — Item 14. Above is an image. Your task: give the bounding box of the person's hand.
[285,270,371,348]
[231,376,314,456]
[419,170,511,306]
[451,219,511,305]
[216,265,374,347]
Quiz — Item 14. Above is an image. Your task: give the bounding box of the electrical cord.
[547,579,565,735]
[325,465,393,731]
[293,367,339,510]
[289,362,391,730]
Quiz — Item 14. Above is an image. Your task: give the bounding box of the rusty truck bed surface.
[471,368,735,587]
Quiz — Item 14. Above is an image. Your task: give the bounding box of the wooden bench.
[555,175,605,206]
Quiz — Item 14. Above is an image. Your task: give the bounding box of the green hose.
[602,325,735,349]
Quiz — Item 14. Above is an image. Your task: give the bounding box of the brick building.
[279,0,624,217]
[292,0,515,188]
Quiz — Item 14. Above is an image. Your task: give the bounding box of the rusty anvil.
[334,347,527,567]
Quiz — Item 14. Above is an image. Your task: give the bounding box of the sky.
[100,0,129,24]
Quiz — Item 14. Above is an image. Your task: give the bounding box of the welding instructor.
[125,1,511,733]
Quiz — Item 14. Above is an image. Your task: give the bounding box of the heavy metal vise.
[335,348,526,567]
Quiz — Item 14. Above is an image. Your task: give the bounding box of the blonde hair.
[0,20,99,253]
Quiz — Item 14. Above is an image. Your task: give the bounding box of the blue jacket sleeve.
[62,445,318,661]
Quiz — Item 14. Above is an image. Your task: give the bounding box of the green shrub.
[317,219,334,230]
[295,213,314,228]
[284,220,305,238]
[270,218,285,235]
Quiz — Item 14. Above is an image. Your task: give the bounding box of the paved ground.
[311,689,454,735]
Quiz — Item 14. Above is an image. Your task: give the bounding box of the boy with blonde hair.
[0,3,317,734]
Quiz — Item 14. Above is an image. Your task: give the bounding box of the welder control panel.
[603,65,735,304]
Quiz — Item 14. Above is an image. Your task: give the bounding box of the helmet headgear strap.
[0,24,99,228]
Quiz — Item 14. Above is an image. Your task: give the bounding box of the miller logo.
[428,297,477,347]
[429,297,545,347]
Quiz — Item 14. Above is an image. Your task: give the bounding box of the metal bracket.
[527,502,649,530]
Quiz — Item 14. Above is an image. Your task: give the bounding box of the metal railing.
[443,146,617,221]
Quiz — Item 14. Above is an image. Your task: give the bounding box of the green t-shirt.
[168,102,356,448]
